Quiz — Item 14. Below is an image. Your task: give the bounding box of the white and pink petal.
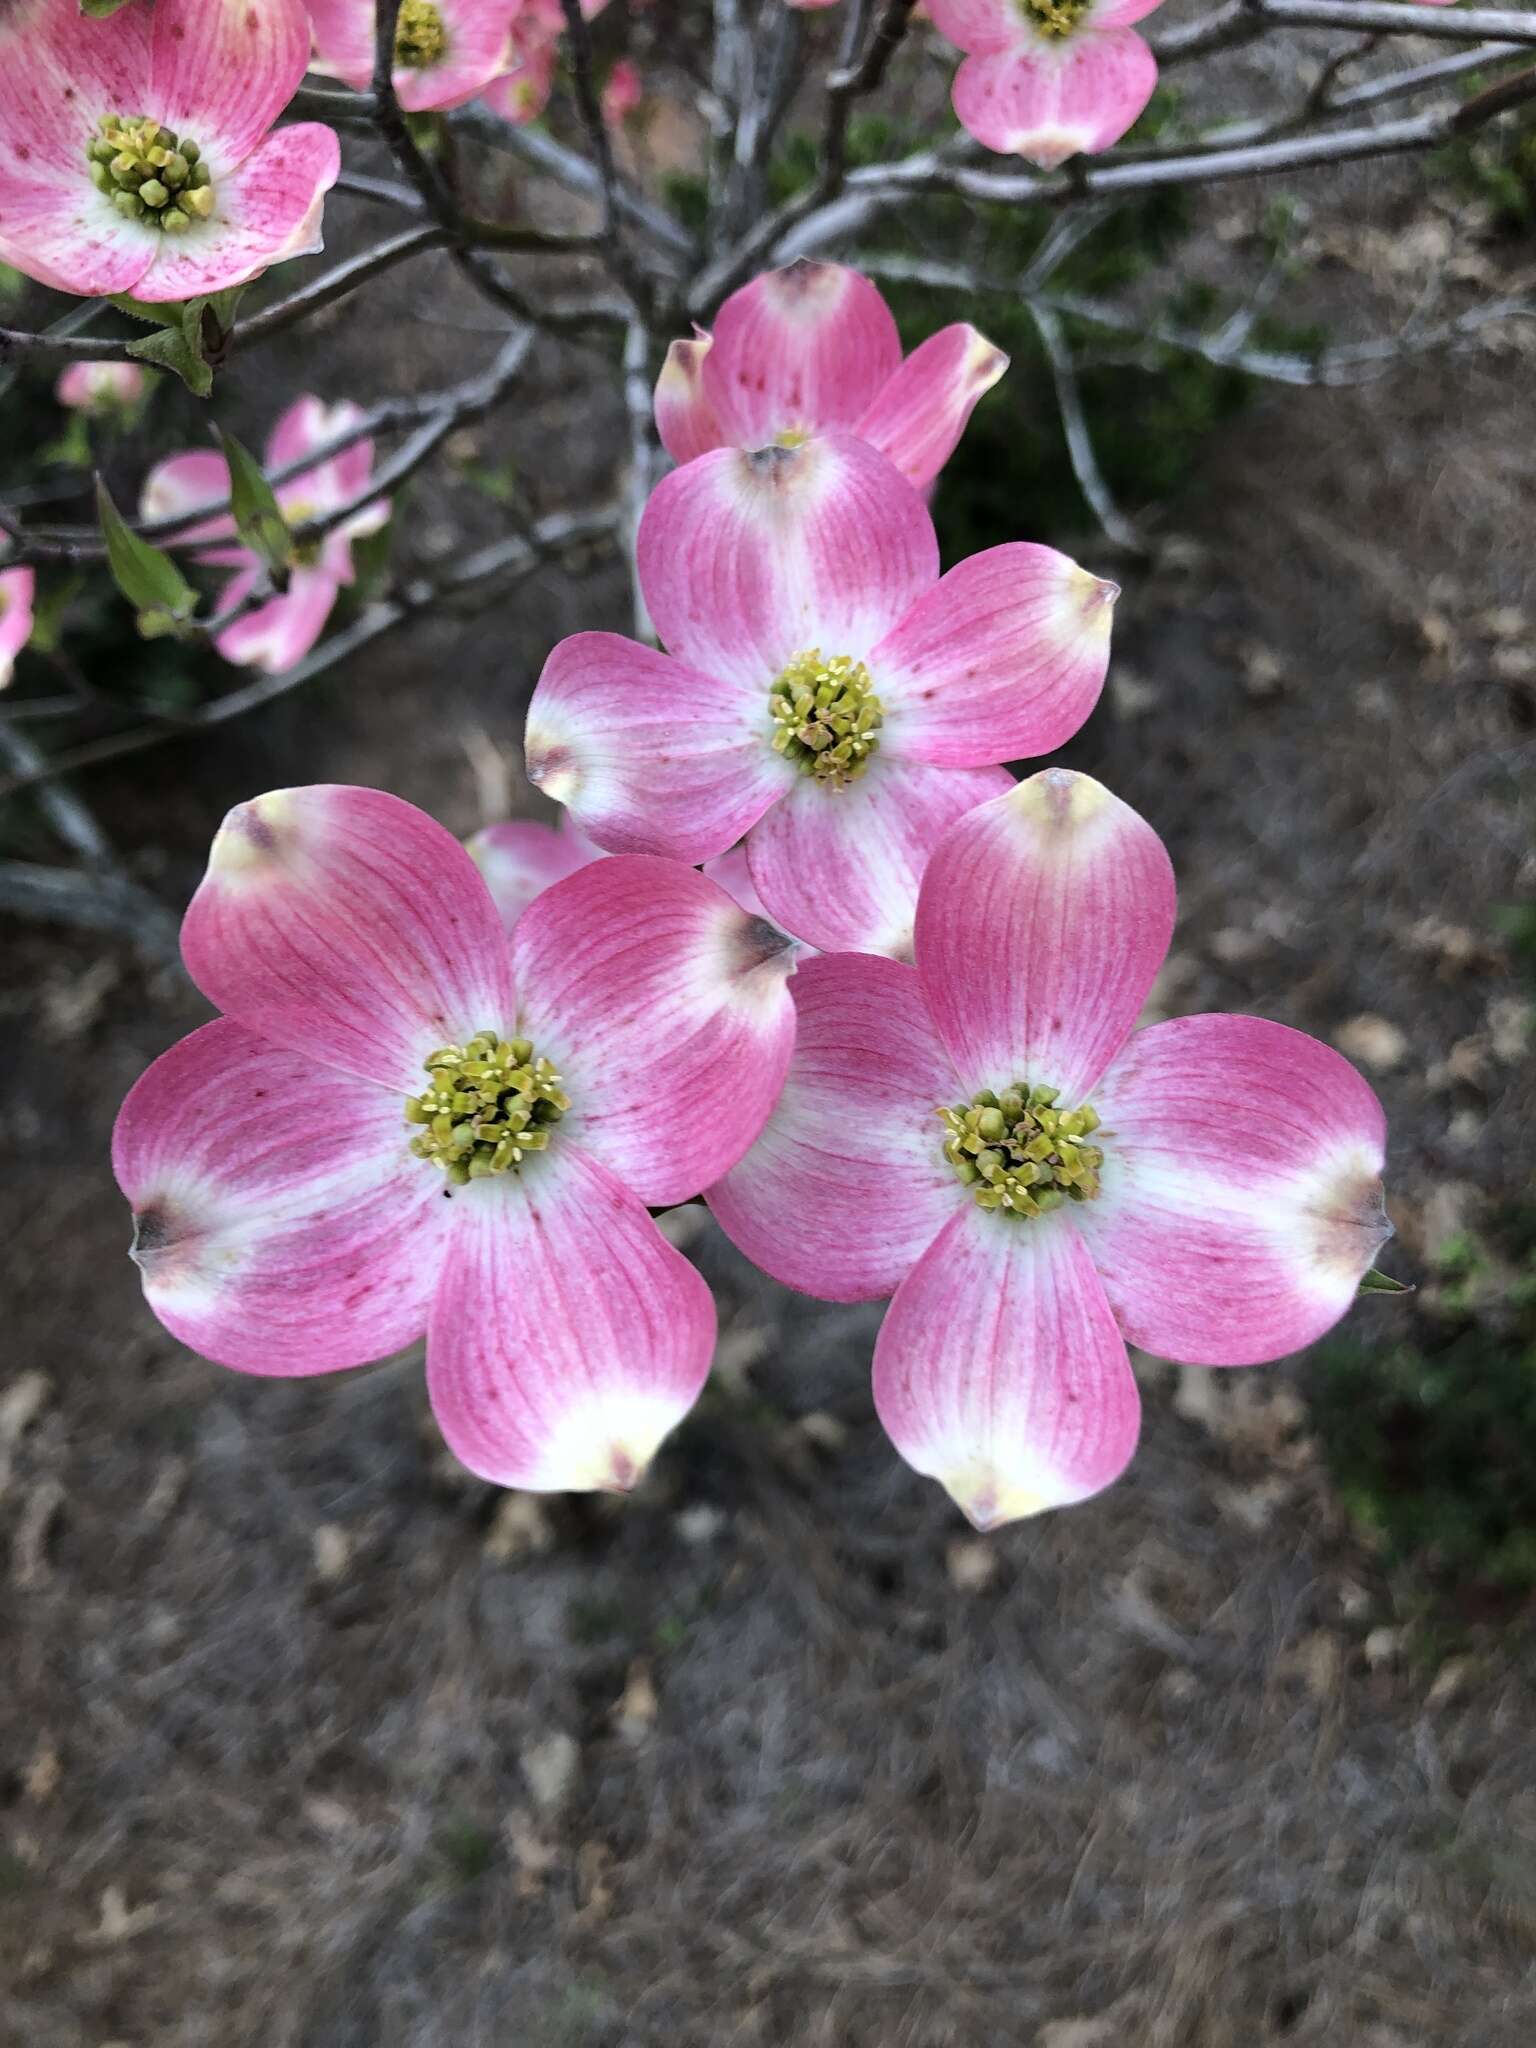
[0,188,154,301]
[213,565,340,674]
[525,631,786,865]
[707,951,965,1302]
[952,34,1159,166]
[701,259,903,448]
[468,817,606,934]
[1074,1014,1392,1366]
[511,855,797,1208]
[854,324,1008,491]
[133,122,339,303]
[636,433,939,691]
[747,757,1012,958]
[0,566,36,688]
[925,0,1025,54]
[872,1204,1141,1529]
[654,334,728,467]
[875,543,1115,766]
[0,0,153,178]
[397,0,524,112]
[112,1018,452,1376]
[425,1143,716,1492]
[180,784,515,1093]
[149,0,312,165]
[914,768,1175,1101]
[140,449,238,546]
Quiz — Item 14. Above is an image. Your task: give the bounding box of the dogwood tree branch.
[4,326,538,564]
[449,105,696,261]
[0,860,182,961]
[773,70,1536,260]
[1026,302,1146,556]
[0,506,623,805]
[856,252,1536,389]
[1257,1,1536,42]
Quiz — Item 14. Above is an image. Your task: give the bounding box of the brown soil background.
[3,66,1536,2048]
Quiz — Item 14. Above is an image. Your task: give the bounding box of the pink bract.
[113,787,798,1493]
[525,431,1116,956]
[602,58,643,129]
[469,816,788,941]
[708,769,1392,1529]
[0,0,338,303]
[928,0,1166,167]
[0,567,36,690]
[140,393,391,674]
[480,0,610,124]
[309,0,524,113]
[56,360,148,414]
[468,815,608,932]
[655,259,1008,491]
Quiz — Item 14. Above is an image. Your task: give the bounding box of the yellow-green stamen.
[405,1031,569,1186]
[939,1083,1104,1218]
[87,116,213,232]
[768,648,883,789]
[1020,0,1092,36]
[395,0,448,67]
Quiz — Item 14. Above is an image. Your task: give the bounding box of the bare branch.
[0,507,623,804]
[0,861,181,963]
[448,105,696,262]
[775,75,1536,259]
[1257,1,1536,43]
[7,326,537,565]
[1027,302,1146,555]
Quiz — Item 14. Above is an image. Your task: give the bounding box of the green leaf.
[1359,1268,1414,1296]
[109,288,244,398]
[95,479,198,640]
[81,0,137,15]
[216,426,292,581]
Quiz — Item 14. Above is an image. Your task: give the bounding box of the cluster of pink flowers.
[141,394,390,674]
[0,0,337,304]
[116,256,1393,1530]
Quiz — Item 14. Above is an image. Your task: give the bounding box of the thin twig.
[7,327,537,565]
[559,0,652,316]
[0,861,182,963]
[0,508,623,803]
[775,79,1536,258]
[1026,303,1145,556]
[622,320,659,643]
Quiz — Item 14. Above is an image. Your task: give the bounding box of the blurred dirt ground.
[4,139,1536,2048]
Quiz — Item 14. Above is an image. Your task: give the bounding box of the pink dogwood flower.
[56,360,148,416]
[0,568,35,691]
[141,394,390,674]
[482,32,558,124]
[480,0,609,125]
[525,431,1115,956]
[309,0,523,112]
[0,0,338,302]
[655,259,1007,492]
[927,0,1166,167]
[113,786,798,1492]
[709,768,1392,1529]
